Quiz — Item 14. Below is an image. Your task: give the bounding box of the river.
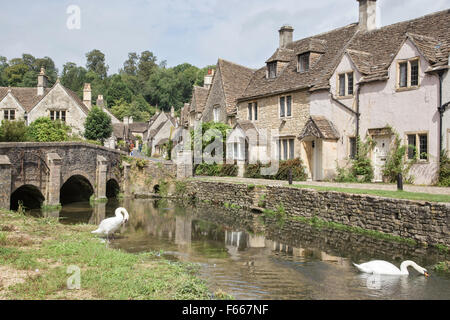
[38,198,450,300]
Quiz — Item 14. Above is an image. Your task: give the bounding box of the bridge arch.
[106,178,120,199]
[60,174,94,205]
[10,184,45,211]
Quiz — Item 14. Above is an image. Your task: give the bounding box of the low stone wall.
[184,180,450,247]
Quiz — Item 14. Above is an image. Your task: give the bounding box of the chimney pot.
[279,25,294,48]
[357,0,377,32]
[37,67,48,96]
[83,83,92,109]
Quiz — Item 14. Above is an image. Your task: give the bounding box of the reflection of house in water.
[225,231,248,252]
[175,216,192,246]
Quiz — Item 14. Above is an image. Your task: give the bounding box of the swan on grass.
[353,260,429,277]
[91,207,129,240]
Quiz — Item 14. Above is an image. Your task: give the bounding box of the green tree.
[0,120,29,142]
[137,50,158,85]
[123,52,138,76]
[84,106,113,143]
[28,117,70,142]
[106,74,133,106]
[86,49,108,79]
[3,63,29,86]
[0,56,8,86]
[61,62,88,97]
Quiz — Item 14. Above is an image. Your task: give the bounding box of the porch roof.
[299,116,340,141]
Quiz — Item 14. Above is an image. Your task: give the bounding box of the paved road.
[194,176,450,195]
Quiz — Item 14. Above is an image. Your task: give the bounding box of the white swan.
[91,207,129,240]
[353,260,429,277]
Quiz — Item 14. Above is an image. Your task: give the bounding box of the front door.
[373,135,391,182]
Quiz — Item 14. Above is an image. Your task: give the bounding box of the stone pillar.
[96,155,108,200]
[0,155,12,210]
[237,160,246,178]
[46,153,62,206]
[123,161,131,197]
[176,150,193,179]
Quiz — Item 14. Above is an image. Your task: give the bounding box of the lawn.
[291,184,450,203]
[0,209,231,300]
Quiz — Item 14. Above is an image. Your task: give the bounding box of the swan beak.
[424,272,430,277]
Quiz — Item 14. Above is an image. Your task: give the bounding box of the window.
[248,103,252,121]
[280,96,292,118]
[406,133,428,161]
[213,107,220,123]
[338,72,354,97]
[50,110,66,122]
[407,134,416,160]
[398,58,419,89]
[349,137,357,159]
[298,53,310,72]
[254,103,258,121]
[278,138,295,160]
[3,109,15,120]
[268,62,277,79]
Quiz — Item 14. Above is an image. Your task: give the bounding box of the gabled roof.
[299,116,340,141]
[0,87,50,112]
[266,48,295,63]
[216,58,255,114]
[240,23,359,100]
[129,122,148,133]
[191,86,209,114]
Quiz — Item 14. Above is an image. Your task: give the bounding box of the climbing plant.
[438,150,450,187]
[382,129,416,183]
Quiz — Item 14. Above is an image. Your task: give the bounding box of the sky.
[1,0,450,74]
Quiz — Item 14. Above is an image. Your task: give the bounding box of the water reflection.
[31,198,450,300]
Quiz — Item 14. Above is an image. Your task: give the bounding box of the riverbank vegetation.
[0,209,228,300]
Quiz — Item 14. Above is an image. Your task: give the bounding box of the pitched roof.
[191,86,209,113]
[299,116,340,140]
[129,122,148,133]
[0,87,50,112]
[346,9,450,79]
[0,83,90,115]
[113,123,133,140]
[240,23,359,100]
[216,59,255,114]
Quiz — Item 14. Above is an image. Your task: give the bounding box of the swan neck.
[400,261,420,274]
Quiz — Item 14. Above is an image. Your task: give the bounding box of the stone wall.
[183,180,450,247]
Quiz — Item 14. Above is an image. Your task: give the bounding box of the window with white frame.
[338,72,354,97]
[280,96,292,118]
[406,133,428,161]
[213,107,220,123]
[50,110,67,122]
[398,58,419,89]
[278,138,295,160]
[3,109,16,120]
[232,141,245,161]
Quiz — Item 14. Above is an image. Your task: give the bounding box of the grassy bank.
[291,184,450,203]
[0,209,228,300]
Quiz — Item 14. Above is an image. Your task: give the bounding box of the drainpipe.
[330,87,361,142]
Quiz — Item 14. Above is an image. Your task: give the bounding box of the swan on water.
[91,207,129,240]
[353,260,429,277]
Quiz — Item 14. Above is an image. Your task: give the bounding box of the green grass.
[291,184,450,203]
[0,209,229,300]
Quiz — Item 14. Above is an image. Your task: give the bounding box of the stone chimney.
[83,83,92,109]
[279,25,294,48]
[357,0,377,32]
[37,67,48,96]
[170,106,175,118]
[204,69,214,89]
[96,95,105,108]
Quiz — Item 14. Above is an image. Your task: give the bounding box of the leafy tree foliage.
[86,49,108,80]
[84,106,113,143]
[106,74,133,106]
[0,120,29,142]
[27,117,70,142]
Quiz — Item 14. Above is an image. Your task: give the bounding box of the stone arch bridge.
[0,142,124,210]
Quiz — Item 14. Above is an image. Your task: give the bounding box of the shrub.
[244,158,307,181]
[27,117,70,142]
[382,130,416,183]
[195,163,220,176]
[219,164,238,177]
[438,150,450,187]
[0,120,29,142]
[84,106,113,143]
[351,137,375,182]
[335,164,357,183]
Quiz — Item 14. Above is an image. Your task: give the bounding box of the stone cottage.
[232,0,450,185]
[146,107,178,157]
[0,68,92,136]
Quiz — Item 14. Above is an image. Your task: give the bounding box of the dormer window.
[268,62,277,79]
[397,58,419,90]
[298,53,310,72]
